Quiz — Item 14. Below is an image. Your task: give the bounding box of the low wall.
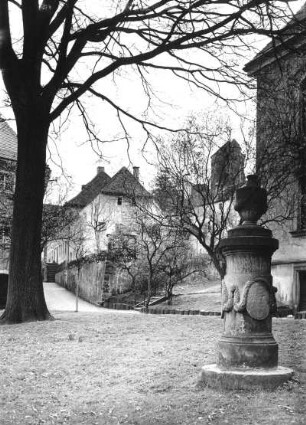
[55,261,132,305]
[55,261,106,305]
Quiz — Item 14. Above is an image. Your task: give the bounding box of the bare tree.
[158,230,195,304]
[41,204,79,252]
[153,117,246,279]
[65,216,89,312]
[84,196,113,253]
[108,230,143,302]
[108,208,191,307]
[128,216,166,308]
[0,1,295,323]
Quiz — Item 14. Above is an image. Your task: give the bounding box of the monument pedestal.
[199,176,294,389]
[200,364,293,390]
[218,334,278,369]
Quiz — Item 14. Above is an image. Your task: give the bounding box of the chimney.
[97,166,105,174]
[133,166,140,180]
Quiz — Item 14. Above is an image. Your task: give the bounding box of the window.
[117,197,122,206]
[0,171,14,192]
[0,225,10,248]
[298,177,306,231]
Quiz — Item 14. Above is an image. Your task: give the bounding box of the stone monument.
[200,175,294,389]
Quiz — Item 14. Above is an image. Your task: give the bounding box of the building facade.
[244,4,306,311]
[0,117,17,307]
[46,166,152,265]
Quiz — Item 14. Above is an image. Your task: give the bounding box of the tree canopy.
[0,1,295,138]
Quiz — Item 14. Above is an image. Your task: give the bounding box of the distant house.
[244,4,306,311]
[46,166,152,264]
[45,165,155,303]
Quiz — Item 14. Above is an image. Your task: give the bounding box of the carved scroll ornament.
[221,278,277,320]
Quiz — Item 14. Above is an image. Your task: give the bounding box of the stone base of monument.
[199,364,294,390]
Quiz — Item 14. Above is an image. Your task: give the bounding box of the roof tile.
[0,117,17,161]
[67,170,111,207]
[101,167,150,198]
[67,166,150,208]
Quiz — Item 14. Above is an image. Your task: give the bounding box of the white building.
[45,166,152,266]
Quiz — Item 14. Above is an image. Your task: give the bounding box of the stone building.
[210,139,245,201]
[46,166,151,264]
[0,117,16,307]
[244,4,306,311]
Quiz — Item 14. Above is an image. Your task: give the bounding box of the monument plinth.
[199,175,294,389]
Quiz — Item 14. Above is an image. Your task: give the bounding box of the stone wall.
[55,261,106,305]
[55,260,132,305]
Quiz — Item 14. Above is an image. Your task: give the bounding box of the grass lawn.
[0,312,306,425]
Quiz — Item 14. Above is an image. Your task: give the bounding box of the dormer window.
[117,196,122,206]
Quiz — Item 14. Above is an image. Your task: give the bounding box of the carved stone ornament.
[221,278,277,320]
[234,175,268,225]
[246,281,270,320]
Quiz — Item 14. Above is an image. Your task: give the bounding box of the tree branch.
[0,0,18,70]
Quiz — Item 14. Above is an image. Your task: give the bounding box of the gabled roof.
[66,166,151,208]
[67,170,111,207]
[101,167,151,198]
[0,116,17,161]
[244,4,306,75]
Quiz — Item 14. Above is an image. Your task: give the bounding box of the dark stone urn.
[199,175,293,390]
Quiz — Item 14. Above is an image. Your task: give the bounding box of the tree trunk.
[207,247,225,280]
[145,277,151,309]
[166,278,173,305]
[0,108,52,324]
[76,266,80,313]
